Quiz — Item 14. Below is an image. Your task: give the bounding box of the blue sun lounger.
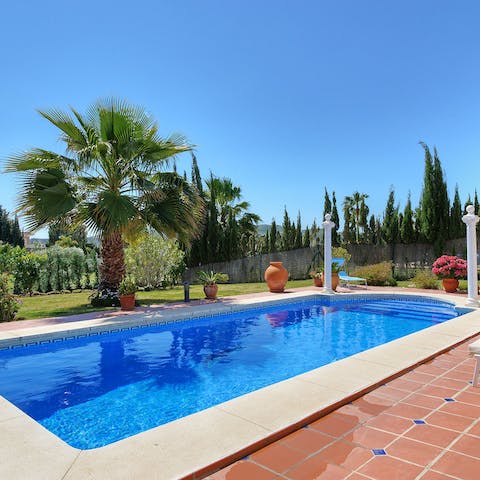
[338,270,368,289]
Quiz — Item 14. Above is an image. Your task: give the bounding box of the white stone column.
[462,205,479,307]
[323,213,335,294]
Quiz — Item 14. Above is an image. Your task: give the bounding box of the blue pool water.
[0,297,461,449]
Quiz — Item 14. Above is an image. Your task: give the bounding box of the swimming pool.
[0,296,461,449]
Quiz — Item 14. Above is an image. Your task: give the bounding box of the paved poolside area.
[206,333,480,480]
[0,287,479,480]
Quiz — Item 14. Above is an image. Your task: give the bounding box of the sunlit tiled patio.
[207,334,480,480]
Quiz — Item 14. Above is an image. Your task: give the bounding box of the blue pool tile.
[372,449,387,456]
[413,419,426,424]
[444,398,455,402]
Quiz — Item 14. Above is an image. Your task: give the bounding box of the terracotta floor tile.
[402,371,436,384]
[286,455,351,480]
[250,442,307,473]
[281,428,333,454]
[415,364,450,376]
[467,421,480,437]
[439,400,480,418]
[430,377,468,390]
[404,424,460,448]
[419,385,458,399]
[386,378,424,392]
[404,393,445,409]
[443,369,473,382]
[345,426,396,449]
[315,440,372,470]
[464,385,480,395]
[357,455,424,480]
[207,460,279,480]
[386,437,443,466]
[431,450,480,480]
[449,434,480,458]
[374,386,410,402]
[426,411,474,432]
[385,403,431,420]
[346,474,373,480]
[310,412,358,437]
[455,391,480,406]
[335,403,378,424]
[418,471,457,480]
[366,413,413,435]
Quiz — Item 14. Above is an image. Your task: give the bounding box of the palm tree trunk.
[99,231,125,291]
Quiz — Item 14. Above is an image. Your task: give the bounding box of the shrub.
[125,235,185,289]
[352,262,397,286]
[0,273,20,322]
[411,270,439,289]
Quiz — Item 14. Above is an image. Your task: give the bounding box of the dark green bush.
[0,273,20,322]
[352,262,397,286]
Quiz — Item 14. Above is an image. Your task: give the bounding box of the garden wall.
[183,235,476,284]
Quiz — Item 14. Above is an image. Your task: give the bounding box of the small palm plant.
[197,271,229,300]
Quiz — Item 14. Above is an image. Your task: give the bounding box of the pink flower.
[432,255,467,279]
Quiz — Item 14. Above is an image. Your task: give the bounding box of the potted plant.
[309,268,323,287]
[197,271,229,300]
[431,255,467,293]
[321,261,342,291]
[118,276,137,310]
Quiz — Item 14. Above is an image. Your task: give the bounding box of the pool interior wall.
[0,294,463,449]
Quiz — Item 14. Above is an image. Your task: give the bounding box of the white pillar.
[323,213,335,294]
[462,205,479,307]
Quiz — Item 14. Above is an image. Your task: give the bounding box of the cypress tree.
[450,185,463,239]
[191,153,203,193]
[310,219,319,246]
[382,187,399,244]
[323,188,332,219]
[11,216,24,247]
[264,231,270,253]
[474,190,479,214]
[281,207,293,250]
[342,205,353,244]
[294,212,302,249]
[368,214,377,244]
[432,147,450,254]
[270,219,278,252]
[419,142,435,243]
[400,193,415,243]
[331,192,340,245]
[303,225,311,248]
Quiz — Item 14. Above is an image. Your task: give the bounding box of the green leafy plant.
[352,262,397,286]
[411,270,439,289]
[197,270,229,285]
[331,261,343,273]
[118,276,137,295]
[0,273,20,322]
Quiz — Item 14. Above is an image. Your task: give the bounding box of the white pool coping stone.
[0,291,479,480]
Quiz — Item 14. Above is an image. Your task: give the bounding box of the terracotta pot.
[442,278,459,293]
[321,272,339,291]
[313,277,323,287]
[264,261,288,293]
[204,284,218,299]
[119,294,135,311]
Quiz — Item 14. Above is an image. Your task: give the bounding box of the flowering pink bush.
[431,255,467,279]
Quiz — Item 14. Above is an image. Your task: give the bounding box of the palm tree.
[4,99,204,297]
[343,192,369,243]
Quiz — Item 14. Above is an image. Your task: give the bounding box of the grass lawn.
[14,278,474,321]
[15,279,313,321]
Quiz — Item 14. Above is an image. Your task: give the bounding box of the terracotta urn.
[204,284,218,300]
[321,272,339,291]
[313,276,323,287]
[119,294,136,311]
[264,262,288,293]
[442,278,459,293]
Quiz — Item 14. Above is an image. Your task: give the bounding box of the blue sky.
[1,0,479,236]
